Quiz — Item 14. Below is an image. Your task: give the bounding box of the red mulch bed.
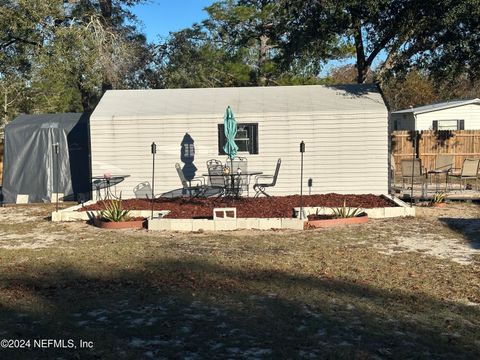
[80,194,395,219]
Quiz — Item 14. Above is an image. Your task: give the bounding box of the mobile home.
[89,85,389,198]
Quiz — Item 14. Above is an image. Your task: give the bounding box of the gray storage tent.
[2,113,90,203]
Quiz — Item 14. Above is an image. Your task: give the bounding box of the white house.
[89,84,389,198]
[390,98,480,131]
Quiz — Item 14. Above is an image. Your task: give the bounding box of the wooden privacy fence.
[391,130,480,173]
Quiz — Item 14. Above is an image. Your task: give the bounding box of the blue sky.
[130,0,381,74]
[130,0,215,41]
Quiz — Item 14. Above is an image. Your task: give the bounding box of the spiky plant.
[98,199,130,222]
[431,192,447,205]
[331,200,363,219]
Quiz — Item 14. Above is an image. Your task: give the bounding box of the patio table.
[92,174,130,200]
[202,171,263,197]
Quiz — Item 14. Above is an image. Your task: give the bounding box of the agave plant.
[431,192,447,204]
[98,199,131,222]
[331,200,363,219]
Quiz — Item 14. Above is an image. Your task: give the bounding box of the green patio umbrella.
[223,106,238,195]
[223,106,238,160]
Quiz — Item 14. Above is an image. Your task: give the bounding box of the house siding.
[415,104,480,130]
[391,104,480,131]
[90,110,388,198]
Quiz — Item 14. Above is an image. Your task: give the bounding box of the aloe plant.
[98,199,131,222]
[331,200,363,219]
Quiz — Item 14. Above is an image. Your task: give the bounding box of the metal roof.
[392,98,480,115]
[91,84,387,120]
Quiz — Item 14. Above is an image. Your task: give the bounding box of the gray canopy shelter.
[2,113,90,204]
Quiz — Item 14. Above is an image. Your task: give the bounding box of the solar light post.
[53,143,60,212]
[300,141,305,219]
[151,142,157,220]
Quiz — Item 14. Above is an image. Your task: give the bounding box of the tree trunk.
[99,0,113,22]
[258,34,269,86]
[350,9,368,84]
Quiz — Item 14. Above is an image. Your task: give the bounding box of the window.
[218,123,258,155]
[432,119,464,130]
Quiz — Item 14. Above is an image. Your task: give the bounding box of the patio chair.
[434,154,455,172]
[133,181,154,199]
[447,159,480,191]
[175,163,207,197]
[427,154,455,190]
[227,157,249,196]
[253,158,281,197]
[206,159,226,197]
[400,159,427,191]
[390,153,396,191]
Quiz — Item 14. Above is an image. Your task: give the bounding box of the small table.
[202,171,263,197]
[427,169,450,192]
[92,175,130,200]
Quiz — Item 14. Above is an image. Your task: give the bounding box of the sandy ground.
[0,201,479,265]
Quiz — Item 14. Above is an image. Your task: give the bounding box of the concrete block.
[365,208,385,219]
[214,220,237,231]
[51,211,62,222]
[192,219,215,231]
[148,219,172,231]
[213,207,237,220]
[170,219,193,232]
[52,193,64,203]
[16,194,29,204]
[236,218,259,229]
[257,218,282,230]
[281,218,305,230]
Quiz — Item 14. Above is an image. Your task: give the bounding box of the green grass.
[0,203,479,359]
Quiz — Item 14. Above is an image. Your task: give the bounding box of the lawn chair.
[133,182,154,199]
[253,158,281,197]
[427,154,455,191]
[390,153,396,192]
[175,163,207,198]
[400,159,427,191]
[434,154,454,172]
[447,159,480,191]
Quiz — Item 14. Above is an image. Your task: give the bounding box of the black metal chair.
[227,156,249,196]
[253,158,281,197]
[206,159,227,197]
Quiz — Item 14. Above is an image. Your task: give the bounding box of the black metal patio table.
[92,174,130,200]
[202,171,263,197]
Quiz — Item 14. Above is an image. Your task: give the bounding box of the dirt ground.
[0,202,479,359]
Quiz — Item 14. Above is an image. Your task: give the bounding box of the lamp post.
[151,142,157,220]
[300,141,305,219]
[53,143,59,212]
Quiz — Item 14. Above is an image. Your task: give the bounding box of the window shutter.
[458,120,465,130]
[218,124,226,155]
[432,120,438,131]
[251,124,258,154]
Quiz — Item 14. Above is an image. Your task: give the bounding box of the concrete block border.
[51,201,165,222]
[294,194,415,219]
[52,194,414,231]
[148,217,304,231]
